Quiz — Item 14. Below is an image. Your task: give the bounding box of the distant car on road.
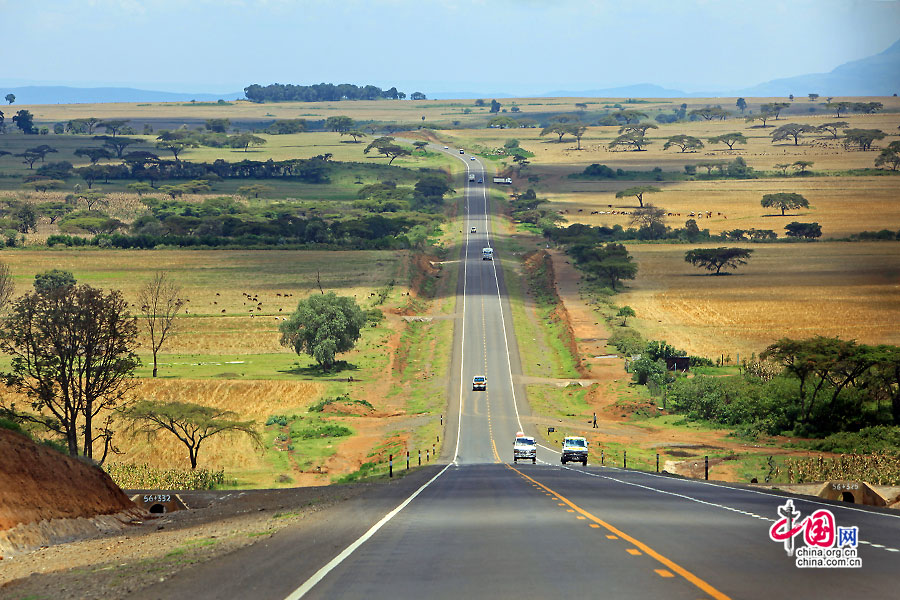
[459,149,465,154]
[477,178,483,183]
[471,226,477,233]
[561,436,588,466]
[472,376,486,391]
[444,146,449,149]
[470,157,475,161]
[514,432,536,464]
[482,247,493,260]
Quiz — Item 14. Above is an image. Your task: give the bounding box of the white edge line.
[284,463,453,600]
[284,148,471,600]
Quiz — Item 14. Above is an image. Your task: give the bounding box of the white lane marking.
[284,149,474,599]
[284,464,453,600]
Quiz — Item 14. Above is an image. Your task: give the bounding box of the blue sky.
[2,0,899,94]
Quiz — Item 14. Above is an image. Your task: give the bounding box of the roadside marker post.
[623,450,627,470]
[656,453,659,473]
[601,450,604,465]
[705,456,709,480]
[389,454,393,478]
[418,450,421,466]
[406,450,410,470]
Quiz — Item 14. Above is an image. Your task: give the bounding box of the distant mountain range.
[1,86,244,105]
[2,38,897,104]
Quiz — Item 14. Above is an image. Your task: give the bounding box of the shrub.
[104,463,226,490]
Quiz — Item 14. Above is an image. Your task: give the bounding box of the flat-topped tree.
[874,141,900,171]
[816,121,848,139]
[684,247,754,275]
[771,123,817,145]
[663,134,704,153]
[761,192,809,216]
[708,132,747,150]
[94,135,137,158]
[761,102,790,119]
[325,115,354,133]
[616,185,661,208]
[99,119,129,136]
[745,110,775,127]
[842,128,886,151]
[75,147,113,164]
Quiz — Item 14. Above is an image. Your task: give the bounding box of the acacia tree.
[615,185,661,208]
[684,247,754,275]
[0,277,139,461]
[617,306,635,326]
[279,292,367,370]
[570,243,637,290]
[138,272,186,378]
[761,192,809,216]
[745,110,775,127]
[663,134,704,152]
[770,123,817,146]
[94,135,137,158]
[842,129,886,151]
[629,204,667,228]
[816,121,848,139]
[874,141,900,171]
[325,115,354,133]
[122,400,259,469]
[736,98,747,113]
[708,132,747,150]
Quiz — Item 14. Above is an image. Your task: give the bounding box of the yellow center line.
[506,464,732,600]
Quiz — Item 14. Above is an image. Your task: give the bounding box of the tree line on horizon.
[243,82,426,103]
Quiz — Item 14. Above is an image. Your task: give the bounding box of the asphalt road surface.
[135,149,900,600]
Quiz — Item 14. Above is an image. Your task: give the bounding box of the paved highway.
[136,149,900,600]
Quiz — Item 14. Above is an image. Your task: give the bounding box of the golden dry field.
[0,248,403,354]
[115,379,321,473]
[617,241,900,359]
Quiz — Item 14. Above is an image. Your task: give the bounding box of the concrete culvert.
[149,504,166,514]
[842,492,855,503]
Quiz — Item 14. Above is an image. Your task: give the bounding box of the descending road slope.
[136,150,900,600]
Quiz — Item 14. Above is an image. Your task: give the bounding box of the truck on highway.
[492,177,512,185]
[561,436,588,466]
[482,248,493,260]
[472,375,486,391]
[468,173,476,182]
[513,432,537,464]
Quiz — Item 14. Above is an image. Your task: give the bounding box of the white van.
[482,248,493,260]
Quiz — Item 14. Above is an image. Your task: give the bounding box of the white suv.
[561,436,588,466]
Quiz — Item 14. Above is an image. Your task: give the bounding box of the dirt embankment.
[523,250,589,377]
[0,428,142,556]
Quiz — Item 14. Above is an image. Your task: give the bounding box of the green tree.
[4,93,14,105]
[94,135,137,158]
[761,102,790,119]
[410,92,426,100]
[279,292,367,370]
[122,400,259,469]
[608,130,651,151]
[490,99,501,113]
[792,160,813,174]
[808,93,819,102]
[364,137,411,164]
[784,222,822,239]
[138,272,185,378]
[204,118,231,133]
[663,134,704,153]
[615,185,661,208]
[617,305,635,326]
[228,133,267,152]
[874,141,900,171]
[707,132,747,150]
[237,184,274,198]
[489,116,519,129]
[629,204,667,229]
[761,192,809,216]
[825,101,853,118]
[770,123,817,146]
[99,120,129,136]
[0,280,139,461]
[34,269,76,293]
[842,128,885,151]
[74,147,113,164]
[690,106,729,121]
[735,98,747,113]
[816,121,848,139]
[341,130,367,143]
[16,151,42,169]
[570,243,638,290]
[325,115,355,133]
[0,261,12,314]
[745,110,775,127]
[684,247,754,275]
[127,182,154,196]
[12,109,35,134]
[156,139,197,161]
[615,109,647,124]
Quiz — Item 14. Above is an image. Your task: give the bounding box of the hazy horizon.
[2,0,899,96]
